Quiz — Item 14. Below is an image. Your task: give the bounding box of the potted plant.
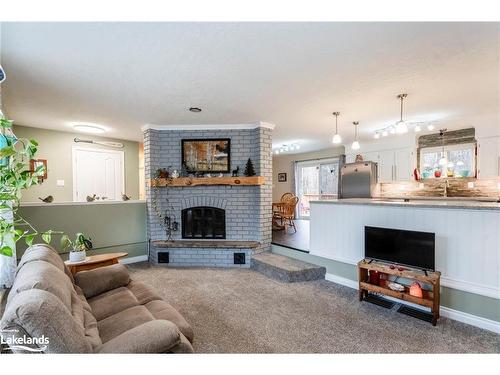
[61,233,93,262]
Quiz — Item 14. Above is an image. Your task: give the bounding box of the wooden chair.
[273,196,299,233]
[273,192,294,216]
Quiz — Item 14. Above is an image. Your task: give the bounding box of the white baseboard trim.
[325,273,500,334]
[325,273,358,289]
[440,307,500,334]
[120,255,148,264]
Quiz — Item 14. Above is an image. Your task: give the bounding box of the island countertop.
[310,198,500,211]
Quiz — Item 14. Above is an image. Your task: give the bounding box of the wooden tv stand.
[357,259,441,325]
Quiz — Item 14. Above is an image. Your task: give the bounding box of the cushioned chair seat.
[97,305,155,343]
[88,287,140,321]
[145,300,194,342]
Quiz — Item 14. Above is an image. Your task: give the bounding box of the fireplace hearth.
[182,206,226,239]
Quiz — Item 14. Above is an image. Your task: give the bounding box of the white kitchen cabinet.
[345,154,356,163]
[395,148,414,181]
[378,150,396,182]
[361,151,379,163]
[477,136,500,178]
[345,147,416,182]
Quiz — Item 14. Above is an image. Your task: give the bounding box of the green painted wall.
[272,245,500,323]
[12,125,141,202]
[17,202,147,261]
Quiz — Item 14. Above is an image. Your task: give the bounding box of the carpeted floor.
[127,262,499,353]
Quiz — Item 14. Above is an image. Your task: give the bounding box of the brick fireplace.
[143,123,273,267]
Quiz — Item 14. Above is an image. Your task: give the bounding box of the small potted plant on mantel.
[61,233,93,263]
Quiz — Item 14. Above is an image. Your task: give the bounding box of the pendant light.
[395,93,408,134]
[332,112,342,144]
[351,121,360,150]
[438,129,448,166]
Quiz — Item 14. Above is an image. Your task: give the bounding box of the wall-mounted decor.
[182,138,230,173]
[278,173,287,182]
[30,159,47,182]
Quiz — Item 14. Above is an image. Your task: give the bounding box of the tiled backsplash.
[378,177,500,198]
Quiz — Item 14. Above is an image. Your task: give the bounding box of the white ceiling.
[1,22,499,152]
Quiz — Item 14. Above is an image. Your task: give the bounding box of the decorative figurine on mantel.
[232,166,240,177]
[38,195,54,203]
[244,158,256,176]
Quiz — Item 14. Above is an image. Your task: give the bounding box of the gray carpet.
[127,262,500,353]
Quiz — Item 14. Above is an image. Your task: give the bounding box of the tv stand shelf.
[358,259,441,325]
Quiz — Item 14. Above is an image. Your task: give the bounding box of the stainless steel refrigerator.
[339,161,378,198]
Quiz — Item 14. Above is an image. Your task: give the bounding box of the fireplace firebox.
[181,206,226,239]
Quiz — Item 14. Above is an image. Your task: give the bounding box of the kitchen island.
[309,198,500,300]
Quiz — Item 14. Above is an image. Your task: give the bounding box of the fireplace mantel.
[149,176,265,187]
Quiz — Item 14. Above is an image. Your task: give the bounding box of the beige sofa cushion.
[17,243,75,282]
[1,289,93,353]
[17,244,66,272]
[145,300,194,343]
[97,305,155,343]
[74,263,130,299]
[97,320,181,353]
[87,287,139,321]
[8,261,74,311]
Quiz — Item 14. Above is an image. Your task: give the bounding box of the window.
[295,158,339,218]
[419,143,476,178]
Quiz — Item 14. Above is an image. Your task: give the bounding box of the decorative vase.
[69,250,86,263]
[434,170,441,178]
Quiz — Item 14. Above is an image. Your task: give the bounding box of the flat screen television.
[364,226,435,270]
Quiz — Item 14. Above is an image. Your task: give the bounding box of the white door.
[73,148,124,202]
[296,158,339,218]
[378,150,395,182]
[395,148,414,181]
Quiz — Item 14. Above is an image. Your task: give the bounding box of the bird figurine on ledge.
[122,193,131,201]
[38,195,54,203]
[86,194,96,202]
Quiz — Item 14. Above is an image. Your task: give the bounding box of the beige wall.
[272,146,345,201]
[13,125,140,202]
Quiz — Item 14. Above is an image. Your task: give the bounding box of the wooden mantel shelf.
[149,176,265,187]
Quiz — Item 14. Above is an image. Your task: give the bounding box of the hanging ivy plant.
[0,116,60,257]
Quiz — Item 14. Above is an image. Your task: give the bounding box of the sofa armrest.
[97,320,183,353]
[74,264,130,298]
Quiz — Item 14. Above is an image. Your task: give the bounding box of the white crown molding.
[141,121,275,132]
[325,273,500,334]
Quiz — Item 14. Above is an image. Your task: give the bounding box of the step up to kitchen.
[251,252,326,282]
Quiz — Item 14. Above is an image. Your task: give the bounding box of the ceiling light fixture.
[189,107,202,113]
[438,129,448,167]
[276,143,300,154]
[395,93,409,134]
[351,121,360,150]
[332,112,342,144]
[73,124,106,134]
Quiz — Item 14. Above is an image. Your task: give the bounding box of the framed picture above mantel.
[182,138,231,173]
